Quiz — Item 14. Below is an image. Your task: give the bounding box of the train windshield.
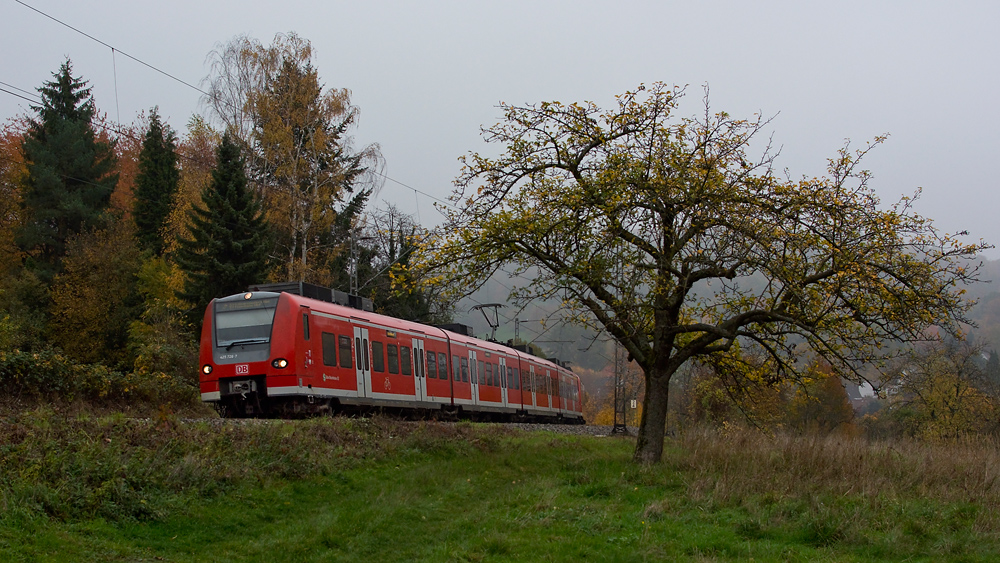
[214,297,278,348]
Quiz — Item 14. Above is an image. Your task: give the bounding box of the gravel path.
[181,417,637,437]
[505,423,637,437]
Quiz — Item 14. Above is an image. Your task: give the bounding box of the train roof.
[268,291,577,378]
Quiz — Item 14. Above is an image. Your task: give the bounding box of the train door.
[353,326,371,397]
[545,370,556,409]
[529,364,537,407]
[413,338,427,402]
[299,307,315,381]
[469,349,480,406]
[499,356,508,408]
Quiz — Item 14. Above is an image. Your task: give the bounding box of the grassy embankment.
[2,408,1000,561]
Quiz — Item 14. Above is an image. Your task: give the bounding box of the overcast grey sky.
[3,0,998,256]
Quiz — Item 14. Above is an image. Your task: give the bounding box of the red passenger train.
[198,289,585,423]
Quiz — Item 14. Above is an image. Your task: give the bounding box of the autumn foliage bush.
[678,359,857,436]
[0,348,196,407]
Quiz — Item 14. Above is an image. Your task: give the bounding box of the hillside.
[5,413,1000,561]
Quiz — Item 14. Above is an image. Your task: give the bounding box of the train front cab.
[199,291,297,416]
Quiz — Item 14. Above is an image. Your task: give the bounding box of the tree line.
[0,34,449,408]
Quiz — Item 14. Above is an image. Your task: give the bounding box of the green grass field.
[2,409,1000,561]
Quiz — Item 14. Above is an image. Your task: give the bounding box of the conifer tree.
[18,59,117,280]
[175,133,272,323]
[133,107,179,255]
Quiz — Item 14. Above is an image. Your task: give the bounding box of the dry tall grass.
[666,426,1000,545]
[674,427,1000,503]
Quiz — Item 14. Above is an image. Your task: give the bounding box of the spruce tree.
[18,59,117,280]
[133,107,179,255]
[175,133,272,322]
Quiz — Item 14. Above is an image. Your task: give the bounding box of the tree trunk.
[633,367,672,464]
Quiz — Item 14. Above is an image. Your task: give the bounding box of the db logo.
[235,364,249,375]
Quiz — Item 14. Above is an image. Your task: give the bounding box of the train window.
[460,357,469,382]
[387,344,399,374]
[363,339,370,371]
[339,335,352,368]
[321,332,337,366]
[439,353,448,379]
[484,362,492,386]
[214,296,277,347]
[401,346,412,376]
[426,351,437,379]
[371,341,385,372]
[494,363,500,387]
[453,355,460,381]
[303,314,310,340]
[509,367,516,390]
[477,360,484,385]
[355,337,363,368]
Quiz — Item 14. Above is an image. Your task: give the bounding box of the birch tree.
[203,33,381,283]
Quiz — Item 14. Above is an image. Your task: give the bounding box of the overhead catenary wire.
[376,171,456,210]
[14,0,212,100]
[111,48,120,125]
[0,80,38,101]
[11,1,451,214]
[0,86,36,105]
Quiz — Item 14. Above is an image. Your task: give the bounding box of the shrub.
[0,348,197,407]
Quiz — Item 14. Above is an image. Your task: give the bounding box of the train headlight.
[202,364,213,375]
[272,358,289,369]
